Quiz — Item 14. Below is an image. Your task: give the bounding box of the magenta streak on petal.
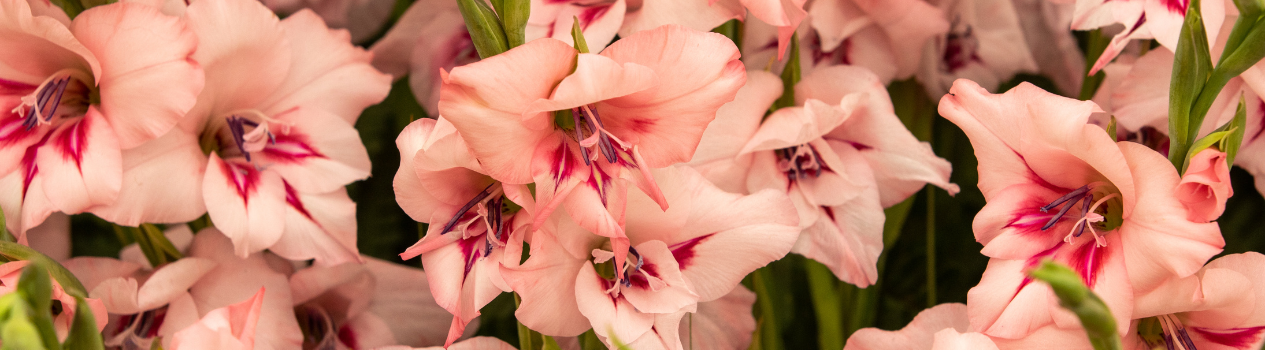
[0,112,39,147]
[1126,15,1148,36]
[811,33,853,66]
[1163,0,1188,13]
[337,324,358,348]
[283,181,314,220]
[1070,241,1108,287]
[1193,326,1265,348]
[627,261,659,289]
[822,206,836,222]
[551,143,577,191]
[669,234,714,270]
[587,162,613,206]
[0,78,36,95]
[577,6,610,30]
[220,159,261,207]
[1006,207,1058,235]
[1015,243,1063,296]
[458,234,483,276]
[261,132,325,163]
[53,118,88,170]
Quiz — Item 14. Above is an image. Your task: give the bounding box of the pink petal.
[168,287,266,350]
[269,187,362,266]
[367,0,459,79]
[202,154,286,257]
[738,99,850,155]
[1175,149,1232,223]
[619,240,699,314]
[1144,0,1222,52]
[184,0,290,121]
[844,303,971,350]
[0,0,100,82]
[185,228,304,350]
[931,328,1000,350]
[393,118,445,222]
[536,0,627,53]
[500,232,593,337]
[261,108,370,193]
[26,211,68,260]
[598,24,746,168]
[1117,142,1223,293]
[264,10,391,124]
[62,256,141,292]
[36,109,122,214]
[689,70,782,165]
[363,258,456,347]
[619,0,744,37]
[678,285,756,350]
[71,1,203,149]
[525,54,657,115]
[88,129,207,225]
[853,0,949,78]
[793,143,883,287]
[574,262,656,342]
[1196,252,1265,328]
[135,257,217,311]
[438,39,575,184]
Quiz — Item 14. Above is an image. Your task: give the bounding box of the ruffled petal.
[36,108,122,214]
[88,129,206,225]
[202,154,286,257]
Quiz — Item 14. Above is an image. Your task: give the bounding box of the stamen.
[439,183,497,235]
[1040,192,1084,230]
[570,109,592,166]
[1040,185,1090,212]
[1072,194,1093,237]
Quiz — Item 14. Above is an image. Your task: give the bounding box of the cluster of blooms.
[0,0,1262,346]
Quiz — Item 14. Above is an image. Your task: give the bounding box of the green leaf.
[1,302,46,350]
[140,224,182,266]
[804,260,843,350]
[1168,0,1214,168]
[1027,261,1122,350]
[1105,116,1117,141]
[1221,95,1248,165]
[711,20,743,48]
[541,336,562,350]
[16,264,57,350]
[578,330,605,350]
[570,17,590,54]
[0,242,87,298]
[772,32,801,112]
[455,0,510,59]
[61,296,104,350]
[1183,130,1234,172]
[1234,0,1263,20]
[47,0,83,19]
[498,0,530,48]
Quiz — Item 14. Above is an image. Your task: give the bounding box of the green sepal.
[1221,95,1248,165]
[1027,261,1122,350]
[1233,0,1264,19]
[541,336,562,350]
[61,296,104,350]
[47,0,83,19]
[0,242,87,299]
[15,263,57,350]
[1182,130,1234,174]
[1105,116,1118,141]
[570,17,590,54]
[1,300,46,350]
[1168,0,1214,168]
[456,0,510,59]
[772,32,801,112]
[498,0,530,48]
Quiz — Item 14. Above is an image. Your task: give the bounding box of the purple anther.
[439,183,496,235]
[1072,194,1093,237]
[597,133,617,163]
[1041,192,1085,231]
[629,246,643,272]
[486,195,504,241]
[571,109,591,166]
[1176,329,1197,350]
[1040,185,1090,213]
[226,116,252,162]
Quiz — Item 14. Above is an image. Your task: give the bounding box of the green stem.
[752,269,783,350]
[515,293,535,350]
[0,242,87,298]
[1078,29,1110,101]
[805,260,843,350]
[925,187,937,307]
[711,19,744,49]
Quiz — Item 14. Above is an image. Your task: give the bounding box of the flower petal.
[36,109,122,214]
[202,154,286,257]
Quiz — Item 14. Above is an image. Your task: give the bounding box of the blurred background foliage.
[61,0,1265,348]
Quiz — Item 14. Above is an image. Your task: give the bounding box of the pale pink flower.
[845,303,1000,350]
[176,228,304,350]
[368,0,470,114]
[670,285,757,350]
[0,0,202,237]
[63,255,215,349]
[174,0,390,263]
[1072,0,1225,74]
[917,0,1039,97]
[527,0,627,52]
[167,287,266,350]
[0,260,108,340]
[288,258,457,349]
[1012,0,1085,96]
[1127,252,1265,350]
[393,117,533,346]
[261,0,394,43]
[939,79,1223,339]
[801,0,949,81]
[1176,149,1232,223]
[502,166,799,348]
[439,24,745,270]
[694,66,956,286]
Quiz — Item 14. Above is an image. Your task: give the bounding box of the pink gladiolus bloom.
[177,0,389,263]
[0,0,202,238]
[368,0,472,114]
[802,0,949,81]
[0,260,108,340]
[64,254,215,349]
[669,285,757,350]
[503,166,799,348]
[1128,252,1265,350]
[845,303,999,350]
[1072,0,1225,74]
[527,0,627,52]
[377,336,518,350]
[694,66,956,286]
[394,117,532,346]
[261,0,394,43]
[939,79,1223,339]
[439,24,745,271]
[1176,149,1233,223]
[917,0,1039,97]
[167,287,266,350]
[288,257,457,348]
